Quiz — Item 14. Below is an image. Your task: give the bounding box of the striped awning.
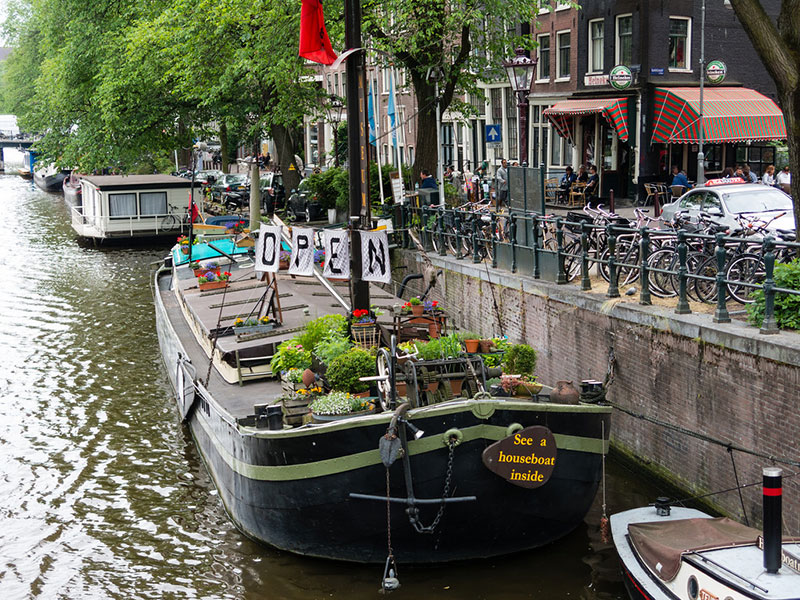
[544,98,630,143]
[651,87,786,144]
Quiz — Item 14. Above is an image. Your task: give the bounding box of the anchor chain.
[408,437,457,534]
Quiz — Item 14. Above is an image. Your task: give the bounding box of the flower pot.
[396,382,407,397]
[464,339,480,353]
[280,378,305,395]
[181,246,189,255]
[312,407,374,423]
[450,378,464,396]
[233,323,274,336]
[351,322,379,349]
[327,208,337,224]
[424,381,439,393]
[279,259,290,270]
[479,339,494,354]
[198,280,229,291]
[515,381,543,397]
[194,267,221,278]
[411,304,424,317]
[281,395,311,426]
[550,380,580,405]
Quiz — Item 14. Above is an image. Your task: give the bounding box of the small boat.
[62,171,82,211]
[34,164,71,192]
[611,468,800,600]
[153,229,613,565]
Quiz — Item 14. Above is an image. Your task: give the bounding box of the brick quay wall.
[391,250,800,533]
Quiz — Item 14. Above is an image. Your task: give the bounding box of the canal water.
[0,174,671,599]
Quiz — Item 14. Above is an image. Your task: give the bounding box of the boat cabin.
[72,174,194,240]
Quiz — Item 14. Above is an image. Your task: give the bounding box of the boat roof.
[82,174,192,190]
[629,517,762,581]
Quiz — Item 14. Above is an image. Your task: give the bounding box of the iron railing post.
[713,233,730,323]
[510,213,518,273]
[454,211,462,259]
[675,230,691,314]
[472,214,480,263]
[532,214,540,279]
[606,224,620,298]
[581,222,592,291]
[437,209,446,256]
[491,212,498,268]
[760,236,779,334]
[556,217,566,284]
[639,227,651,305]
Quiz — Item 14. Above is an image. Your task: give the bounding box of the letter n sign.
[360,230,390,283]
[255,224,282,273]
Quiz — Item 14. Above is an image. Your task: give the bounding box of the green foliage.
[458,331,480,341]
[409,296,422,305]
[502,344,538,376]
[416,338,442,361]
[439,333,462,358]
[481,354,502,368]
[304,167,346,210]
[310,390,373,415]
[747,258,800,330]
[313,332,352,365]
[270,338,312,374]
[285,368,304,384]
[326,348,376,394]
[297,314,348,350]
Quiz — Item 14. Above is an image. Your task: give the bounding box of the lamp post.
[503,47,538,166]
[325,94,345,167]
[697,0,706,184]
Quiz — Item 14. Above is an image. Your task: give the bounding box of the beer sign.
[481,426,557,489]
[706,60,727,84]
[609,65,633,90]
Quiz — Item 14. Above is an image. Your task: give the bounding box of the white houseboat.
[72,174,194,241]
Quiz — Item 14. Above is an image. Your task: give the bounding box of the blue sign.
[650,67,665,76]
[485,124,502,143]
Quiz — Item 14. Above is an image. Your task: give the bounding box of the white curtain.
[140,192,167,215]
[108,193,137,217]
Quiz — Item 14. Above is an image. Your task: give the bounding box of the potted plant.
[226,220,246,234]
[314,248,325,268]
[279,250,291,270]
[309,390,375,422]
[198,270,231,291]
[326,347,376,395]
[502,344,538,377]
[313,332,352,374]
[177,234,190,254]
[479,338,495,354]
[281,385,324,426]
[191,260,221,277]
[233,315,275,335]
[408,296,424,317]
[350,308,379,349]
[460,331,481,354]
[271,338,312,380]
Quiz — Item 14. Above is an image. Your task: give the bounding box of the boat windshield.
[723,189,793,214]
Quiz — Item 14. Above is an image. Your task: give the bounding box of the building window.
[669,17,691,70]
[109,193,137,218]
[491,88,503,122]
[550,127,563,166]
[616,14,632,66]
[556,31,570,79]
[537,34,550,80]
[441,123,454,167]
[505,89,517,160]
[334,73,339,96]
[140,192,167,215]
[470,92,486,116]
[588,19,604,73]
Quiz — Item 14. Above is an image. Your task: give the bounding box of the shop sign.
[584,74,609,86]
[706,60,727,84]
[650,67,665,76]
[609,65,633,90]
[481,426,557,489]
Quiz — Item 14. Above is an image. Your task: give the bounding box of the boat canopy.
[628,517,759,582]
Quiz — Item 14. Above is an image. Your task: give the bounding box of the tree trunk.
[781,87,800,232]
[220,122,229,174]
[249,138,261,229]
[411,75,437,182]
[271,123,301,192]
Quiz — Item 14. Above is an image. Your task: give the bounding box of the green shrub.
[502,344,537,376]
[314,331,352,365]
[305,168,344,210]
[747,258,800,330]
[270,338,312,374]
[416,338,442,361]
[439,333,462,358]
[326,348,376,393]
[298,314,348,350]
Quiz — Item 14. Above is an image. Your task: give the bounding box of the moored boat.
[153,233,612,564]
[62,171,82,211]
[611,469,800,600]
[34,164,71,191]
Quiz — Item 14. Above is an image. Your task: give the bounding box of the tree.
[727,0,800,228]
[361,0,542,177]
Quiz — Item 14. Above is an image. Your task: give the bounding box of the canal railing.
[392,203,800,335]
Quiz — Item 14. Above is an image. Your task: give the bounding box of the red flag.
[299,0,338,65]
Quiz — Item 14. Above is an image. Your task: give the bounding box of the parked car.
[259,172,285,214]
[660,179,795,235]
[286,178,324,222]
[196,170,223,186]
[209,174,250,207]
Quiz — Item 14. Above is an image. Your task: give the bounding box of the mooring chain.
[385,467,394,561]
[409,437,457,534]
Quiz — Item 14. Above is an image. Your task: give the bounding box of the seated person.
[670,167,689,189]
[585,165,599,200]
[419,169,437,190]
[742,164,758,183]
[576,164,589,183]
[558,166,577,202]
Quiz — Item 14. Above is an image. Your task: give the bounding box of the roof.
[544,97,629,142]
[651,87,786,144]
[628,517,759,582]
[82,174,193,191]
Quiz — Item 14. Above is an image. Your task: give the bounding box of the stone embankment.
[393,248,800,532]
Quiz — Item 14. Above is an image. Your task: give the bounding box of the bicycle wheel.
[646,248,677,298]
[160,214,180,232]
[667,251,707,300]
[562,238,582,282]
[693,255,719,304]
[726,254,765,304]
[597,239,639,285]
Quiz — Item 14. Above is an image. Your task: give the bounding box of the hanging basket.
[351,322,379,349]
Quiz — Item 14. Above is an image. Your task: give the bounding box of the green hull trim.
[196,416,609,483]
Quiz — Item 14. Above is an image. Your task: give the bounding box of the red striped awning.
[651,87,786,144]
[544,98,630,143]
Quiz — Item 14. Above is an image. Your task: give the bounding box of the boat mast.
[345,0,371,311]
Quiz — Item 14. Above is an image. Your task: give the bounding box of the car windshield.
[723,189,793,214]
[226,175,248,184]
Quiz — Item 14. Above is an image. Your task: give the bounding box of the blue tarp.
[172,239,250,266]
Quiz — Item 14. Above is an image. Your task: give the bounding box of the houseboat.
[72,174,194,241]
[34,164,71,192]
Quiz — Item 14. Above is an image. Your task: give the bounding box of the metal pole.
[436,81,445,207]
[345,0,370,310]
[518,92,529,167]
[388,68,403,201]
[697,0,706,185]
[372,69,385,204]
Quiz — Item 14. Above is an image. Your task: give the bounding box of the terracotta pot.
[550,380,580,405]
[411,304,424,317]
[302,368,316,388]
[181,246,189,255]
[428,322,441,338]
[425,381,439,393]
[396,382,407,397]
[279,259,289,270]
[450,378,464,396]
[353,391,370,398]
[479,339,494,354]
[464,339,480,353]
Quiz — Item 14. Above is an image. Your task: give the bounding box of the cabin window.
[109,193,137,218]
[140,192,168,215]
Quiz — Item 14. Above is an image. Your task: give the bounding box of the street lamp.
[503,47,538,165]
[325,94,345,167]
[697,0,706,185]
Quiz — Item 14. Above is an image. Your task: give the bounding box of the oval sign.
[706,60,727,84]
[481,425,557,488]
[609,65,633,90]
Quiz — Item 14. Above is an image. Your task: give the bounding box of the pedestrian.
[419,169,437,190]
[762,165,776,186]
[742,164,758,184]
[495,158,508,208]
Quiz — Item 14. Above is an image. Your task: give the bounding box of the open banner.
[254,224,282,273]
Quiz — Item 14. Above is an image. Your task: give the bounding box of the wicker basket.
[351,322,380,349]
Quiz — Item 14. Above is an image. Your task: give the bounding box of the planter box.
[281,379,305,395]
[311,406,375,423]
[198,280,229,291]
[234,323,275,336]
[281,396,311,426]
[193,267,221,278]
[351,322,380,349]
